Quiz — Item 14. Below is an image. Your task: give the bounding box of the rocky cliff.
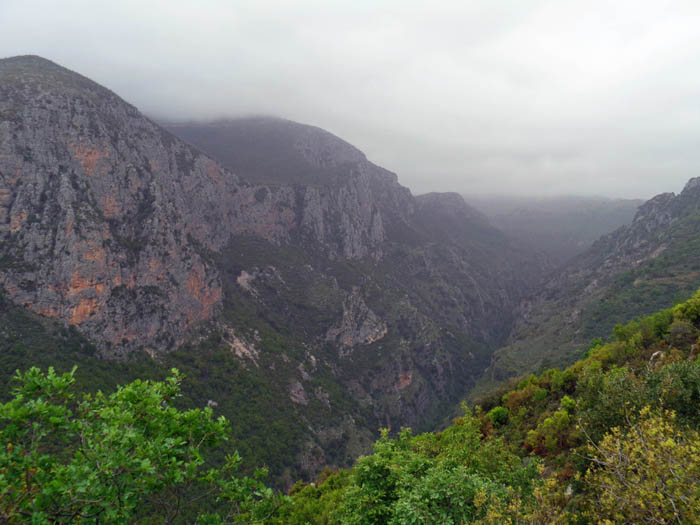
[0,58,415,355]
[167,117,416,259]
[1,56,234,355]
[0,56,548,482]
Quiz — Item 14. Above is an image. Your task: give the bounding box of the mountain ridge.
[0,55,549,481]
[482,175,700,387]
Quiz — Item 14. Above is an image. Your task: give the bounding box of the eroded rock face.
[0,57,237,353]
[326,287,387,354]
[0,57,418,355]
[587,179,700,270]
[296,174,388,259]
[166,118,415,259]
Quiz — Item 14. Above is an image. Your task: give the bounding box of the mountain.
[165,118,551,343]
[274,287,700,524]
[468,195,642,264]
[483,178,700,384]
[164,117,371,187]
[0,56,548,482]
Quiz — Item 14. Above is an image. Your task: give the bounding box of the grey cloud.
[2,0,700,198]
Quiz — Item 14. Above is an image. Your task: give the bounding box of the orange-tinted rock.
[185,265,222,326]
[396,371,413,390]
[9,210,27,233]
[102,194,120,218]
[70,297,99,325]
[81,242,107,264]
[35,304,61,318]
[69,142,110,176]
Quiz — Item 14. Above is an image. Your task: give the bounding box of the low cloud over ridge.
[2,0,700,198]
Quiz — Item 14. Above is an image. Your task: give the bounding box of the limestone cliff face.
[1,56,553,481]
[1,57,227,353]
[166,118,414,259]
[0,58,299,352]
[0,57,421,354]
[326,287,387,354]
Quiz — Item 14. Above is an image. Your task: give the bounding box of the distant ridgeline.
[271,289,700,524]
[468,195,642,265]
[481,177,700,393]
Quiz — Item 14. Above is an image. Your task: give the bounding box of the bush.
[584,407,700,523]
[673,289,700,323]
[488,406,509,427]
[668,319,698,350]
[0,367,283,523]
[336,410,537,525]
[560,395,576,413]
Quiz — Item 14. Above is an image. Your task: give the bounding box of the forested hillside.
[484,179,700,388]
[273,288,700,524]
[6,281,697,522]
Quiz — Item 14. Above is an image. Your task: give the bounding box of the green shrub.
[488,406,509,426]
[0,367,283,523]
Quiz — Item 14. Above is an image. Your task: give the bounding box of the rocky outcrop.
[0,57,414,354]
[584,179,700,271]
[166,118,415,259]
[326,287,387,354]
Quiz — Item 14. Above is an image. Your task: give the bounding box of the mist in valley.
[3,3,700,522]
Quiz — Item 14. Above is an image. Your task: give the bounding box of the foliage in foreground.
[338,415,538,524]
[584,407,700,524]
[278,289,700,524]
[3,289,700,523]
[0,367,285,523]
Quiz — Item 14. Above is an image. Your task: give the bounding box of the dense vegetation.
[0,367,284,523]
[3,288,700,522]
[0,290,319,486]
[486,208,700,385]
[584,212,700,342]
[274,288,700,523]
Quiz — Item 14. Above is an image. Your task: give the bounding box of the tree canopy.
[0,367,283,523]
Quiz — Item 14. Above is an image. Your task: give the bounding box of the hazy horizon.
[3,1,700,200]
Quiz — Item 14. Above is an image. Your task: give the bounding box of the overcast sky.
[3,1,700,199]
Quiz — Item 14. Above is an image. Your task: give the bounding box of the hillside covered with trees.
[4,3,700,523]
[4,289,699,522]
[273,289,700,523]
